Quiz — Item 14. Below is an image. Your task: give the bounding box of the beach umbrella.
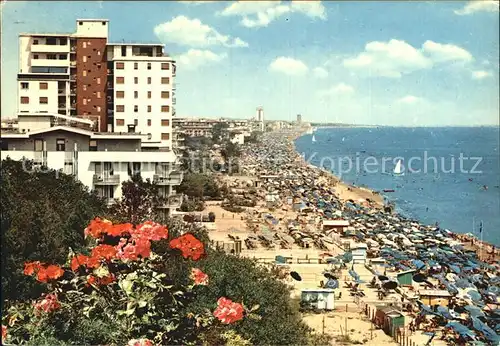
[465,305,485,318]
[383,281,398,290]
[290,271,302,281]
[466,290,482,302]
[378,275,389,281]
[325,278,339,289]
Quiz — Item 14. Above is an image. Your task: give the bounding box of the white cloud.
[269,57,309,76]
[220,1,326,28]
[454,1,499,15]
[397,95,423,104]
[472,70,493,79]
[319,83,355,96]
[176,49,227,70]
[154,16,248,48]
[313,67,328,79]
[343,39,473,78]
[422,40,473,63]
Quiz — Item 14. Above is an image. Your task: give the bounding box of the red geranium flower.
[106,223,133,237]
[116,237,151,261]
[24,261,42,276]
[169,233,205,261]
[127,339,153,346]
[91,244,117,261]
[84,217,113,238]
[70,254,89,271]
[34,293,61,314]
[86,255,101,269]
[133,221,169,241]
[2,325,7,343]
[213,297,244,324]
[190,268,209,286]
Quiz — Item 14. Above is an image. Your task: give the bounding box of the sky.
[1,0,499,126]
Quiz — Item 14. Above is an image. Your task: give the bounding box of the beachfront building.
[16,19,176,150]
[418,289,452,307]
[0,113,182,216]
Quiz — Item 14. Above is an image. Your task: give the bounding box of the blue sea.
[295,127,500,246]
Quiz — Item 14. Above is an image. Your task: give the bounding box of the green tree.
[0,158,106,301]
[211,122,229,144]
[108,174,166,225]
[221,141,241,161]
[177,173,221,200]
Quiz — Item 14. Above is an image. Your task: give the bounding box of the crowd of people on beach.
[237,129,499,345]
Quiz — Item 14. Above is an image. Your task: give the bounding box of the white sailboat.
[312,135,317,143]
[393,159,404,176]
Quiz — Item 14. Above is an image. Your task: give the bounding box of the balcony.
[157,194,183,209]
[58,103,66,109]
[93,173,120,185]
[58,89,66,95]
[31,59,69,67]
[31,44,70,53]
[153,172,182,185]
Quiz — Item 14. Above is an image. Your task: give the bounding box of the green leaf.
[119,279,134,295]
[138,300,148,308]
[250,304,260,312]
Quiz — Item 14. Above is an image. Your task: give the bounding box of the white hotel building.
[2,19,182,215]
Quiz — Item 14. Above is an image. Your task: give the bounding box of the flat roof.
[76,19,109,22]
[1,126,145,140]
[418,290,452,297]
[20,33,72,37]
[108,43,163,46]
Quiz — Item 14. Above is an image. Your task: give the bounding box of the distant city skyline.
[1,0,499,126]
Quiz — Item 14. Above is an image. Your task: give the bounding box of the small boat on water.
[393,159,404,176]
[312,135,317,143]
[383,189,395,193]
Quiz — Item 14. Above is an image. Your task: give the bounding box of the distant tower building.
[297,114,302,123]
[256,106,264,132]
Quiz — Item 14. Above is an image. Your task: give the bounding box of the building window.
[121,46,126,57]
[116,105,125,112]
[102,21,106,25]
[161,91,170,99]
[39,82,48,90]
[116,91,125,98]
[147,91,151,99]
[116,119,125,126]
[47,54,57,60]
[161,105,169,112]
[83,85,87,91]
[116,76,124,84]
[147,119,151,126]
[128,162,141,176]
[97,77,101,85]
[83,56,87,63]
[134,77,138,84]
[21,82,29,90]
[147,63,151,70]
[39,97,48,104]
[20,96,29,104]
[161,119,170,126]
[147,105,151,112]
[83,42,87,49]
[58,54,66,60]
[147,77,151,84]
[97,91,101,98]
[161,77,170,84]
[83,98,87,105]
[134,62,138,70]
[33,39,39,45]
[161,63,169,70]
[97,106,101,112]
[33,54,39,59]
[56,139,65,151]
[116,62,124,69]
[83,70,87,77]
[134,105,138,112]
[89,140,97,151]
[134,91,138,99]
[161,133,170,140]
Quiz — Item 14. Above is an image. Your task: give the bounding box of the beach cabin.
[396,269,416,286]
[351,243,368,264]
[300,289,335,311]
[418,289,452,307]
[375,306,405,337]
[322,220,350,234]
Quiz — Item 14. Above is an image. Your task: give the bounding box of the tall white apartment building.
[16,19,177,150]
[107,44,175,149]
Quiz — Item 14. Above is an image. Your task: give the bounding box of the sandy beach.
[197,128,499,345]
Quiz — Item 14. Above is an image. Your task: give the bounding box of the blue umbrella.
[472,317,500,343]
[465,305,485,318]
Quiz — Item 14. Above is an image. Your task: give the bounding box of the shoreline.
[293,128,499,261]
